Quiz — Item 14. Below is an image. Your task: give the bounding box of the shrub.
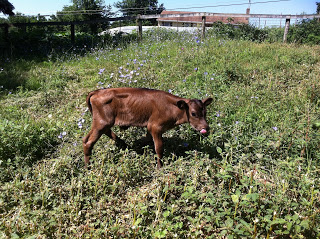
[288,18,320,44]
[0,115,59,167]
[208,22,268,42]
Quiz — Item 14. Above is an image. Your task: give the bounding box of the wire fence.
[0,11,319,58]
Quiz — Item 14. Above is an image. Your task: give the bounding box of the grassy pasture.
[0,28,320,238]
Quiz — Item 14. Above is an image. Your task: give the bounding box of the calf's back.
[88,87,187,128]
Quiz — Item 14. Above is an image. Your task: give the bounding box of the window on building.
[162,22,172,27]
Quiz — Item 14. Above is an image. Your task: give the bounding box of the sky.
[3,0,318,17]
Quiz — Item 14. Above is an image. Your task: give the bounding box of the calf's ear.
[177,100,188,109]
[202,98,213,107]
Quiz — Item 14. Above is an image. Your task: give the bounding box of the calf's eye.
[191,112,196,117]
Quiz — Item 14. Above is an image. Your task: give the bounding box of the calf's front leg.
[149,127,164,169]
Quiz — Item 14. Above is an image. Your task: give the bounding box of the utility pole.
[247,0,251,24]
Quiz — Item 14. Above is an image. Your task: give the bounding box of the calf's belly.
[114,115,150,127]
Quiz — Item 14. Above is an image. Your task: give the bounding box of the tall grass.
[0,29,319,238]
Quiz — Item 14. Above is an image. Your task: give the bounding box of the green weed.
[0,29,319,238]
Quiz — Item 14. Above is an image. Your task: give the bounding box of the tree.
[0,0,14,16]
[57,0,113,34]
[115,0,165,17]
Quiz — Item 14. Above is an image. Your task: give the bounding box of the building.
[157,10,250,28]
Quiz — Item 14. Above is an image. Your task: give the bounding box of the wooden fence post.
[1,24,10,57]
[137,15,142,42]
[201,16,206,40]
[70,24,75,45]
[283,18,290,43]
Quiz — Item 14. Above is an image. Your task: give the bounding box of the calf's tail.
[86,91,95,115]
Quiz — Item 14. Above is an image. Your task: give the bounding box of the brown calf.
[83,87,213,168]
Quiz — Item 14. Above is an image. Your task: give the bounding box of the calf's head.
[177,97,213,134]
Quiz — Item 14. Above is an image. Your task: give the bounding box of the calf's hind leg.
[83,125,128,166]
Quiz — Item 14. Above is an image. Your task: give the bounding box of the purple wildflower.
[98,68,105,75]
[77,119,85,129]
[58,131,67,139]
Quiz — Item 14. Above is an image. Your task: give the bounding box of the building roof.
[158,10,249,24]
